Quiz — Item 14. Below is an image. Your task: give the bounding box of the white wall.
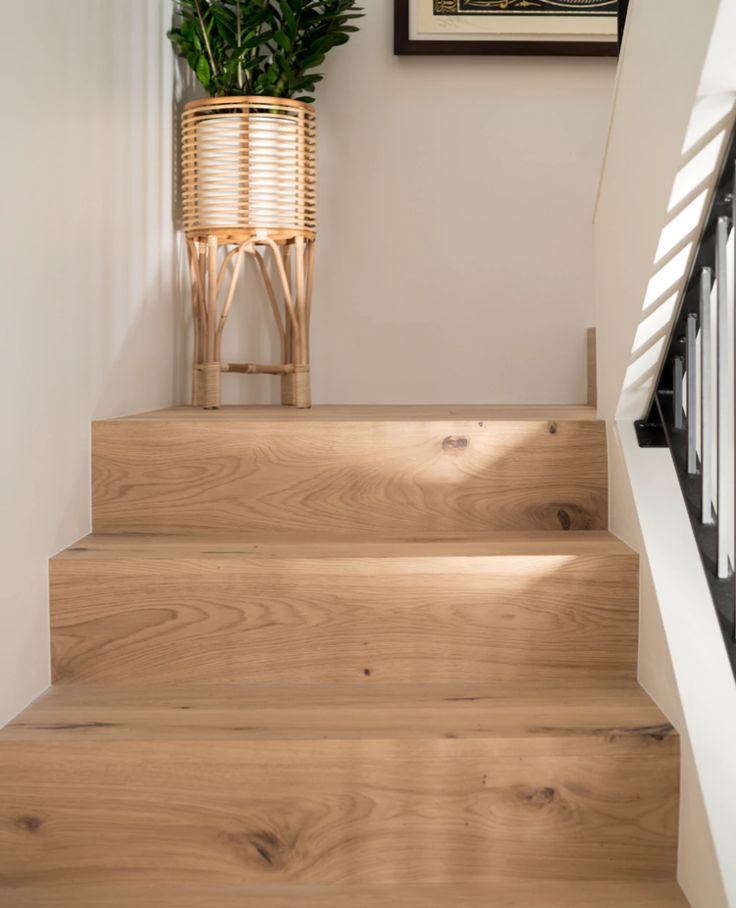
[0,0,181,726]
[221,1,617,405]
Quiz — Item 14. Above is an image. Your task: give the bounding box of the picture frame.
[394,0,621,58]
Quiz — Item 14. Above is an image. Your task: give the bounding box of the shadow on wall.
[622,105,734,402]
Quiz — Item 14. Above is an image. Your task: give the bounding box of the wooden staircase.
[0,406,688,906]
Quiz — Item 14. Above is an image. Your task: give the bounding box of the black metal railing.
[618,0,629,50]
[635,128,736,675]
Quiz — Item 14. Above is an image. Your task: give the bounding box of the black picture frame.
[394,0,620,57]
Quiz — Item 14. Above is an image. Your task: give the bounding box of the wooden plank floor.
[0,881,690,907]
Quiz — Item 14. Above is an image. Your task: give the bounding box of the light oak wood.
[51,533,638,684]
[122,404,599,421]
[0,682,679,887]
[3,680,673,741]
[92,415,608,535]
[54,529,633,557]
[0,882,691,908]
[1,404,684,897]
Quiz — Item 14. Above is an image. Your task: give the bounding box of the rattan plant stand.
[182,97,317,409]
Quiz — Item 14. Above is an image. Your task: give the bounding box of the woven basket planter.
[181,97,317,408]
[182,96,316,241]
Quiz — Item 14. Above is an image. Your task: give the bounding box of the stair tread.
[5,680,672,743]
[0,882,690,906]
[108,404,599,422]
[55,530,633,560]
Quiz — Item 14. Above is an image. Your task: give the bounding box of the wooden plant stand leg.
[188,237,222,409]
[200,236,221,409]
[188,236,253,410]
[187,233,314,410]
[282,365,311,409]
[261,236,314,409]
[187,240,207,407]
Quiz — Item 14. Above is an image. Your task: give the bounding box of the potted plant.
[169,0,362,409]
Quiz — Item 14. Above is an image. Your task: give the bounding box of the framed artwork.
[394,0,620,57]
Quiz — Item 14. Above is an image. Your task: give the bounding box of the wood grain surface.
[121,405,599,421]
[4,679,671,741]
[51,533,638,684]
[0,682,679,887]
[0,881,690,907]
[92,416,608,536]
[0,405,685,900]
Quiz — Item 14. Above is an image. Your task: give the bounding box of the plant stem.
[236,0,243,91]
[194,0,220,91]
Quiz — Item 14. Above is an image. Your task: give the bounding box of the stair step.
[121,405,600,421]
[92,406,607,536]
[0,881,691,907]
[0,681,678,887]
[51,532,638,684]
[2,679,673,740]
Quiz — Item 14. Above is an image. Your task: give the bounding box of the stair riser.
[0,735,679,886]
[51,554,638,683]
[92,420,608,536]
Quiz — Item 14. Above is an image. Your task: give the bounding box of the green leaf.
[282,2,297,35]
[254,72,275,93]
[196,54,211,88]
[181,19,201,48]
[237,31,271,51]
[273,30,292,52]
[300,52,326,70]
